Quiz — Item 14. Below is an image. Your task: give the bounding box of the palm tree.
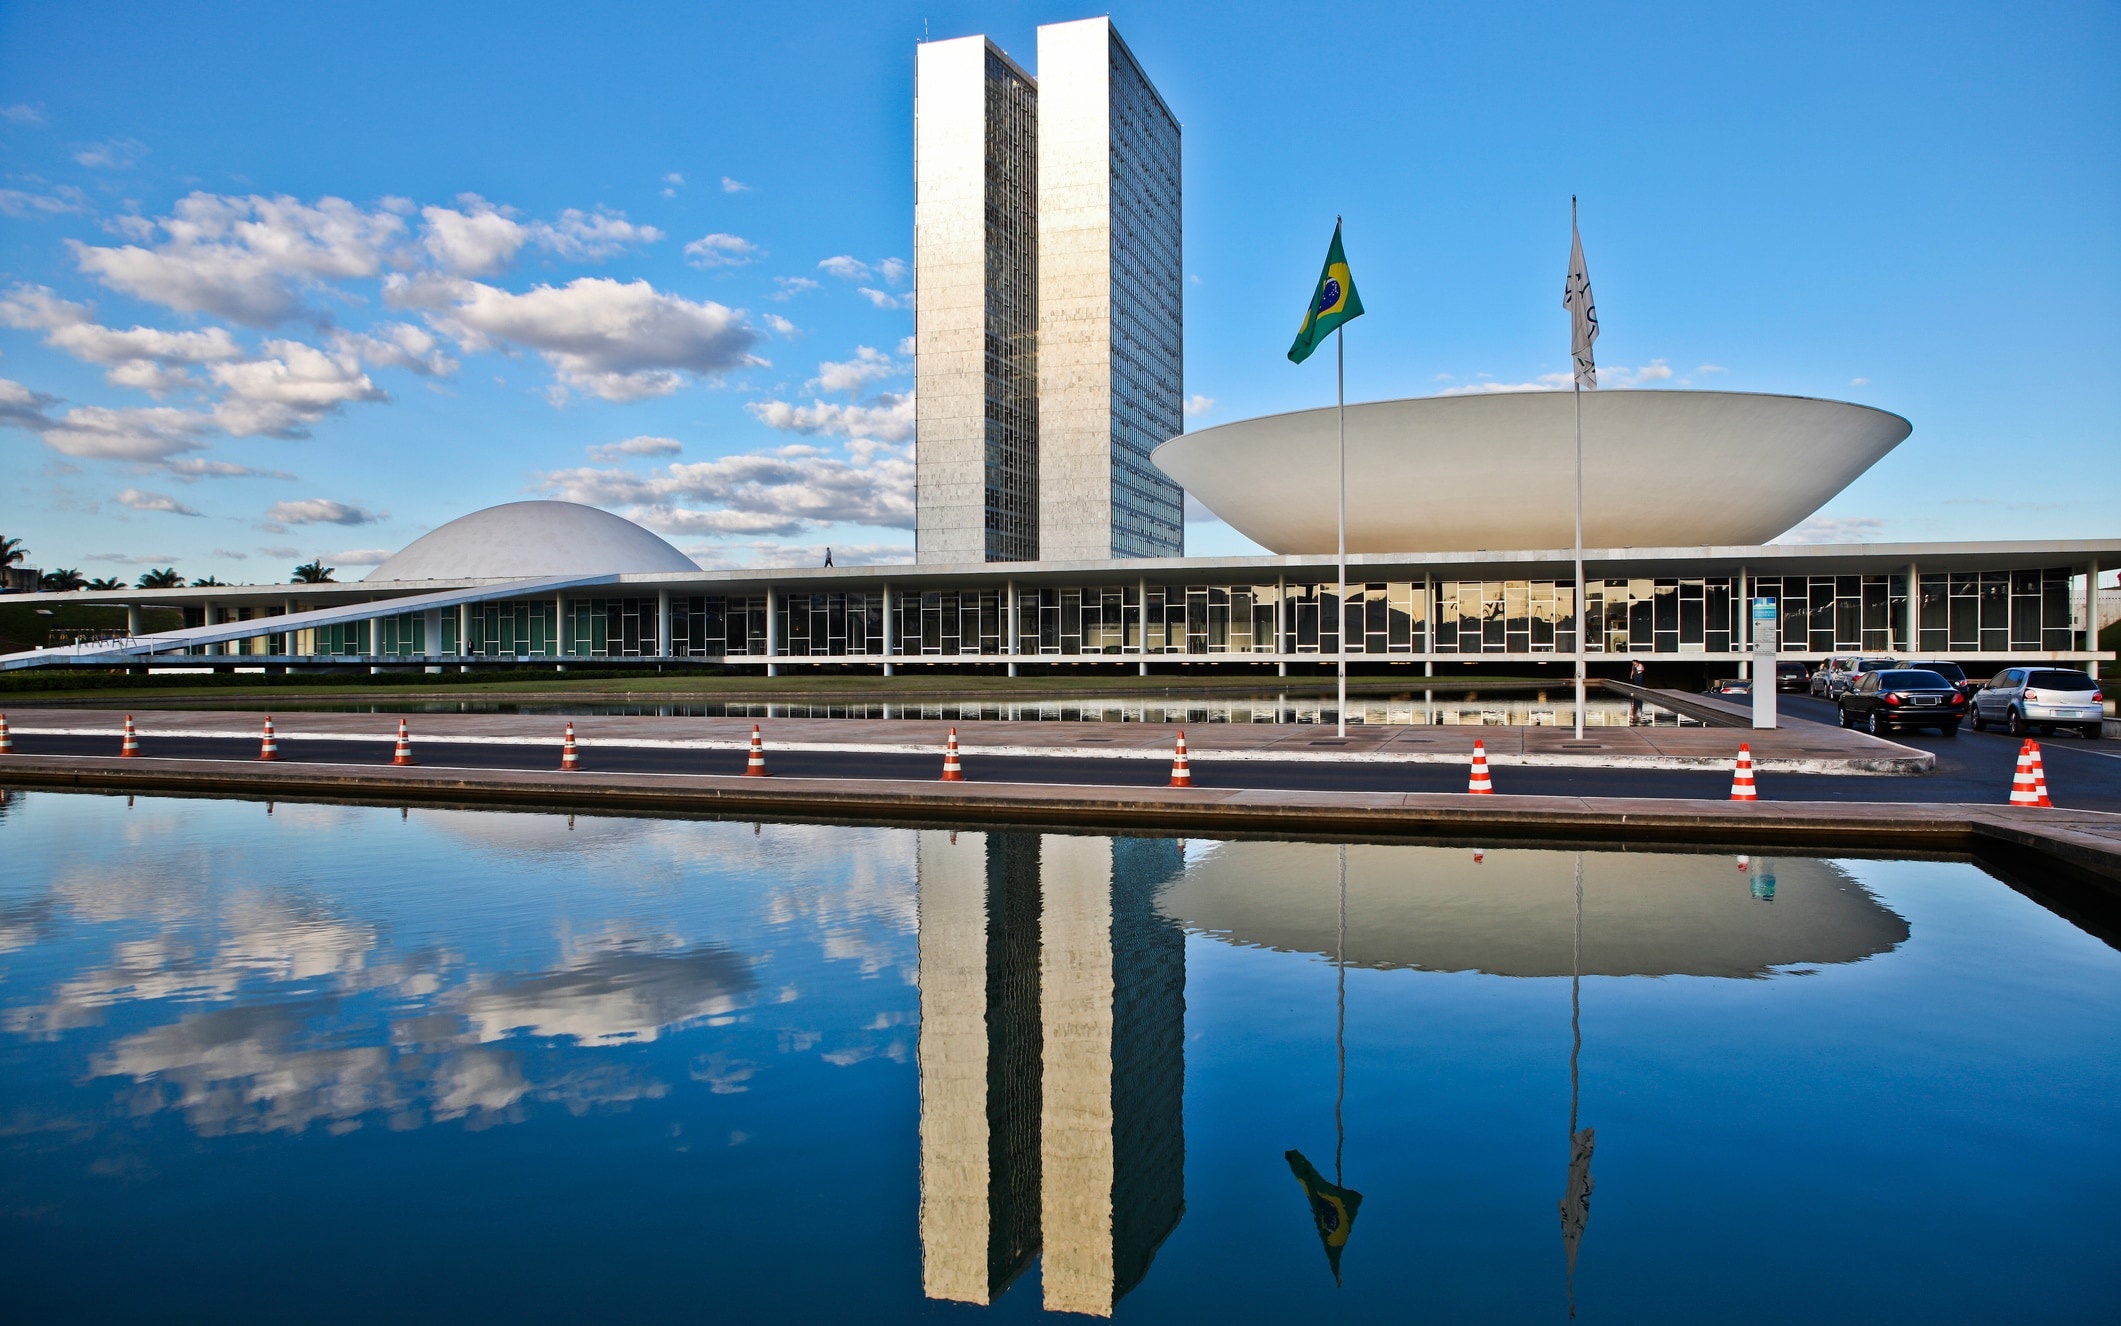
[191,575,228,587]
[291,560,335,584]
[40,567,87,592]
[86,576,127,591]
[0,535,25,569]
[136,568,184,589]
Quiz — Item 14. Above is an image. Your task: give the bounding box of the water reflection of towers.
[917,831,1186,1317]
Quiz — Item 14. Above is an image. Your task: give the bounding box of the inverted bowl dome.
[1152,389,1911,554]
[366,501,700,581]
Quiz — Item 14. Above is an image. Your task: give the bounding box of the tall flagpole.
[1337,316,1348,738]
[1572,196,1587,742]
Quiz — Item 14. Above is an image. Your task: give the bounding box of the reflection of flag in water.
[1558,1127,1596,1286]
[1285,1149,1363,1284]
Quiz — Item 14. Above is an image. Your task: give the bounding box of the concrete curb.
[3,754,2113,889]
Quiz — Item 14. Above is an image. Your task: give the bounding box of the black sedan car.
[1776,661,1810,692]
[1902,659,1978,704]
[1837,668,1966,736]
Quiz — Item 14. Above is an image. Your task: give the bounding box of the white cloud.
[817,255,869,281]
[721,177,751,193]
[1433,360,1676,395]
[167,458,296,482]
[683,232,758,268]
[534,209,662,262]
[746,391,913,443]
[419,196,526,276]
[23,399,212,463]
[685,541,911,570]
[265,498,385,526]
[1773,515,1886,545]
[0,184,89,219]
[1,284,245,392]
[330,321,457,376]
[323,547,393,566]
[662,173,685,198]
[74,137,147,169]
[896,335,915,356]
[769,276,818,300]
[1435,373,1575,396]
[116,487,203,516]
[762,313,798,336]
[210,548,249,560]
[812,345,900,395]
[70,192,408,325]
[587,434,683,462]
[0,103,46,125]
[535,438,915,536]
[258,544,302,559]
[209,340,385,437]
[1696,363,1727,375]
[396,275,760,402]
[1851,376,1870,386]
[855,287,902,309]
[1183,393,1214,418]
[876,257,908,285]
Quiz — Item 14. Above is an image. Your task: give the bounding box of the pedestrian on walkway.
[823,547,834,568]
[1630,659,1645,686]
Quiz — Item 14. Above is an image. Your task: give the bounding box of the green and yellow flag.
[1287,222,1364,364]
[1285,1148,1364,1284]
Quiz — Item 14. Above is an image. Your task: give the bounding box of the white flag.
[1563,207,1598,390]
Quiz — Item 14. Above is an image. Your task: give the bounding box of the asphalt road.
[9,692,2118,810]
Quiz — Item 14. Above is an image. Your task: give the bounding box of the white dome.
[365,501,699,581]
[1153,390,1912,554]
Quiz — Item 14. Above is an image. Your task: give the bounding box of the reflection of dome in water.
[1158,844,1907,979]
[365,500,700,582]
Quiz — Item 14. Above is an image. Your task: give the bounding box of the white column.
[1905,562,1920,654]
[765,584,779,677]
[1275,574,1287,677]
[882,582,896,676]
[367,614,382,669]
[554,593,567,663]
[126,603,143,637]
[1005,579,1018,677]
[1138,577,1150,676]
[657,588,672,659]
[201,601,217,655]
[458,601,472,670]
[1736,566,1749,678]
[424,607,442,662]
[2087,561,2101,654]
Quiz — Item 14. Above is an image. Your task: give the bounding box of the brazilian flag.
[1287,222,1365,364]
[1285,1149,1363,1283]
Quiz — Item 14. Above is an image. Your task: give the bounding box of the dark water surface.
[0,791,2113,1322]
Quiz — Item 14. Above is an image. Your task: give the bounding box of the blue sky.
[1,0,2114,583]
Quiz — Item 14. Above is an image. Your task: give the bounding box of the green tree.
[191,575,228,587]
[86,576,127,591]
[136,568,184,589]
[40,567,87,592]
[291,560,335,584]
[0,535,25,569]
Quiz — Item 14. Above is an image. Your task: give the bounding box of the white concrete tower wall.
[914,37,1040,564]
[917,829,999,1303]
[1036,18,1185,562]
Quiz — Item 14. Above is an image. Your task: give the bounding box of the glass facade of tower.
[982,51,1040,562]
[1103,37,1185,558]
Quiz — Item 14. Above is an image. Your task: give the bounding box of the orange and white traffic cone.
[2008,740,2051,807]
[1729,743,1758,801]
[1737,855,1751,872]
[1169,730,1193,788]
[391,717,415,767]
[743,724,768,777]
[1473,847,1486,865]
[940,727,965,781]
[258,715,279,761]
[0,712,12,754]
[1467,738,1494,794]
[120,714,140,758]
[560,722,580,771]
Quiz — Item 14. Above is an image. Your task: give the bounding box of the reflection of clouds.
[0,897,56,954]
[459,935,757,1045]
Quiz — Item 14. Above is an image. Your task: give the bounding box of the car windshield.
[1909,662,1966,682]
[1856,660,1894,672]
[1778,663,1806,674]
[2027,670,2098,692]
[1879,671,1953,689]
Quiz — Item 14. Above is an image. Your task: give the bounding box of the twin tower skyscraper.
[914,18,1185,564]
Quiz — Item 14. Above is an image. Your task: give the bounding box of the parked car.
[1968,667,2104,739]
[1706,678,1751,697]
[1775,661,1811,692]
[1820,656,1896,700]
[1837,668,1966,736]
[1809,655,1853,697]
[1899,660,1977,705]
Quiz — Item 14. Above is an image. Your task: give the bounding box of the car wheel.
[2007,707,2026,737]
[2082,723,2103,741]
[1969,705,1987,732]
[1940,722,1960,737]
[1866,711,1884,736]
[1837,706,1851,728]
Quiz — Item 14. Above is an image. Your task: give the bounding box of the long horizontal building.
[3,500,2110,675]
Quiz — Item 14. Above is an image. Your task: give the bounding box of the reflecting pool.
[0,791,2114,1322]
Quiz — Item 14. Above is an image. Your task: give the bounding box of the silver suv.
[1815,656,1896,700]
[1968,667,2105,739]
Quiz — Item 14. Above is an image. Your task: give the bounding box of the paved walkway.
[1,704,1930,774]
